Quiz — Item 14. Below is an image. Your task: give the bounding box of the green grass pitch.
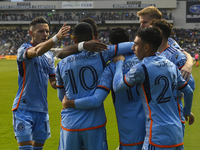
[0,59,199,150]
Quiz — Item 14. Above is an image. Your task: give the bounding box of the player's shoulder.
[168,38,182,50]
[18,42,32,50]
[149,53,171,65]
[168,37,175,43]
[166,46,179,54]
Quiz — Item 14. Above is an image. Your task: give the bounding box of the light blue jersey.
[110,54,146,147]
[159,46,195,123]
[159,46,186,69]
[12,42,55,113]
[56,42,134,131]
[75,54,146,148]
[168,37,182,50]
[113,53,193,148]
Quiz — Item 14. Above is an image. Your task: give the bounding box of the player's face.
[31,23,49,45]
[132,36,146,60]
[139,14,152,28]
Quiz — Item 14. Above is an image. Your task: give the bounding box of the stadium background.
[0,0,200,149]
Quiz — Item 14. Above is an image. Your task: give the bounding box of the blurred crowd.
[0,26,200,58]
[0,11,173,22]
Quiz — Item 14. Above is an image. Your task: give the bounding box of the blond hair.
[137,6,162,20]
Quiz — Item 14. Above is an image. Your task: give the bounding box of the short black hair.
[29,16,49,28]
[150,19,172,39]
[73,22,94,43]
[135,27,162,52]
[109,27,130,44]
[80,18,98,39]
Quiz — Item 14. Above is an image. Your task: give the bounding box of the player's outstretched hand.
[84,40,108,52]
[184,112,194,125]
[56,23,71,41]
[62,95,75,109]
[181,65,192,81]
[113,55,125,63]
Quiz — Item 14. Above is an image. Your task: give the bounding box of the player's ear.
[29,30,33,37]
[73,36,77,44]
[144,44,150,52]
[144,44,149,50]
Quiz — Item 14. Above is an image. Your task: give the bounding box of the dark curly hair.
[135,27,162,52]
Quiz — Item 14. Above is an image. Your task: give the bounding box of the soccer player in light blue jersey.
[56,23,134,150]
[112,27,193,150]
[62,27,146,150]
[137,6,193,81]
[150,19,195,135]
[12,16,70,150]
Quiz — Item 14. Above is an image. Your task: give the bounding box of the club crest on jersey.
[174,54,179,60]
[17,123,25,132]
[48,57,52,65]
[177,60,185,67]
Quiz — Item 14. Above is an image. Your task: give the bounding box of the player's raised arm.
[27,22,70,58]
[57,40,108,59]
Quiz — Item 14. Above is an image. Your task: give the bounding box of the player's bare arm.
[181,51,193,81]
[27,23,70,58]
[49,76,57,89]
[62,95,76,109]
[57,40,108,59]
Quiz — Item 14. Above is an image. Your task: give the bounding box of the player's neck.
[157,40,168,52]
[31,40,38,47]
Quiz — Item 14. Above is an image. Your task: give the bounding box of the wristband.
[78,41,85,51]
[52,35,59,43]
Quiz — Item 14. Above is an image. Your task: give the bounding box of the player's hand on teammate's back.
[112,55,125,63]
[84,40,108,52]
[184,112,194,125]
[56,23,71,41]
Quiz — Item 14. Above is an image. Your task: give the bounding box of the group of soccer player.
[12,6,195,150]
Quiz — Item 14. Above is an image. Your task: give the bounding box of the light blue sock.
[18,145,33,150]
[33,146,43,150]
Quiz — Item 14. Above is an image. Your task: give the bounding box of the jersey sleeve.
[55,63,65,101]
[176,69,193,116]
[75,63,114,109]
[187,74,195,91]
[168,38,182,50]
[17,43,32,61]
[49,52,56,77]
[172,50,187,70]
[113,60,145,92]
[102,42,134,63]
